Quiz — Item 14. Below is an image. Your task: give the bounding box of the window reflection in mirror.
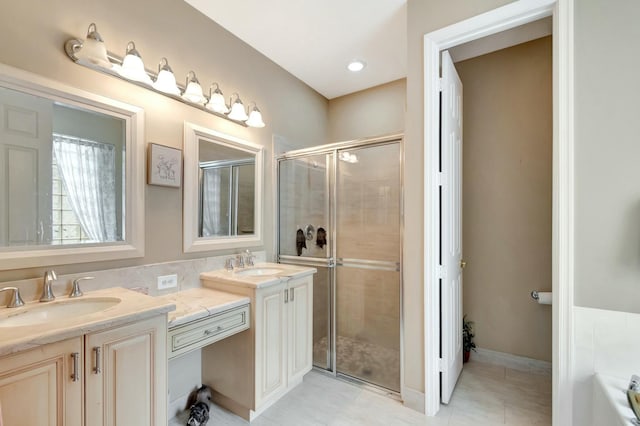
[198,139,255,238]
[0,86,125,248]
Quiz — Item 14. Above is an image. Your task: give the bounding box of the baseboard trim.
[472,347,551,376]
[402,386,425,413]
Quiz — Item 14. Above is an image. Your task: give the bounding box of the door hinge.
[438,358,445,372]
[437,265,445,279]
[436,172,444,186]
[438,77,444,92]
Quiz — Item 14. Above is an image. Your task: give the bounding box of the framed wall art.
[147,143,182,188]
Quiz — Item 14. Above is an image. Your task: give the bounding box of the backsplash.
[0,251,267,305]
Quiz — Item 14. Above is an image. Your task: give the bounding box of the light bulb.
[227,94,248,121]
[75,23,111,69]
[117,41,152,85]
[205,84,229,113]
[153,58,180,95]
[182,71,206,104]
[245,104,265,128]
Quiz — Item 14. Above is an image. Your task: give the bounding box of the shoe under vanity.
[159,262,316,423]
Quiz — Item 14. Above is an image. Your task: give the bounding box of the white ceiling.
[184,0,407,100]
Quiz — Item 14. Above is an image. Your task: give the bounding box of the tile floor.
[169,360,551,425]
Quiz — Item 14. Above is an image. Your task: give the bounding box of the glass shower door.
[277,153,333,370]
[335,142,402,392]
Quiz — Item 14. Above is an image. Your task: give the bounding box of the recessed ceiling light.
[347,60,366,72]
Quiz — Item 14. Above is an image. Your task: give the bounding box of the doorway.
[422,0,575,422]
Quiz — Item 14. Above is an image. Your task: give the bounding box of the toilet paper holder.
[531,290,552,305]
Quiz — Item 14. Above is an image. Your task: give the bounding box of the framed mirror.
[0,64,144,270]
[183,122,263,252]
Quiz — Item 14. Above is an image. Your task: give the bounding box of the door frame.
[422,0,574,424]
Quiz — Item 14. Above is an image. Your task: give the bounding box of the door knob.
[460,260,467,269]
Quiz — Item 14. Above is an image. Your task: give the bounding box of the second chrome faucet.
[40,270,57,302]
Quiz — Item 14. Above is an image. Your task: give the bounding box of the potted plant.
[463,315,476,363]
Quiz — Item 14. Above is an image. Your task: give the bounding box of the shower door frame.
[276,133,405,395]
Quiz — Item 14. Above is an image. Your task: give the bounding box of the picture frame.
[147,143,182,188]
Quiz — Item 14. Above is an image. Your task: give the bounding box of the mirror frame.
[183,122,263,252]
[0,63,145,270]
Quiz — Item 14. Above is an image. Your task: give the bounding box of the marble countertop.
[200,262,317,289]
[0,287,174,357]
[155,287,250,329]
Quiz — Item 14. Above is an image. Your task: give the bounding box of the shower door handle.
[284,289,288,303]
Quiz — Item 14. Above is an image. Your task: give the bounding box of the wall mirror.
[0,64,144,270]
[184,122,263,252]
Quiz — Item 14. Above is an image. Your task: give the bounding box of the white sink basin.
[0,297,121,327]
[234,268,284,277]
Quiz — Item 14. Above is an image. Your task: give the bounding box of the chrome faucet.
[69,276,94,298]
[235,253,245,269]
[244,249,255,267]
[224,257,235,271]
[0,287,25,308]
[40,270,57,302]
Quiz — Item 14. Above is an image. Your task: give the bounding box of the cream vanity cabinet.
[257,275,312,405]
[0,337,83,426]
[84,315,167,426]
[201,268,313,419]
[0,315,167,426]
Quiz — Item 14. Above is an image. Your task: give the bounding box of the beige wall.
[405,0,515,396]
[0,0,327,282]
[456,37,552,362]
[327,79,406,142]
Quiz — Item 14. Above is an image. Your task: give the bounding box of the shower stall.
[276,134,402,393]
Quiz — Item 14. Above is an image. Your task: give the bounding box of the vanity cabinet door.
[84,315,167,426]
[0,337,83,426]
[287,275,313,384]
[254,282,287,407]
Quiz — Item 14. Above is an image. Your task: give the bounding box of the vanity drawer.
[168,304,249,359]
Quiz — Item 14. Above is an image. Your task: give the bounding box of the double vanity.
[0,262,315,425]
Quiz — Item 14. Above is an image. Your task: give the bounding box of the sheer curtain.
[201,167,225,237]
[52,134,117,242]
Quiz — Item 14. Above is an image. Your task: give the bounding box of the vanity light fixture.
[227,93,249,122]
[116,42,153,85]
[347,60,366,72]
[152,58,181,95]
[64,23,266,128]
[245,103,265,128]
[182,71,206,104]
[205,83,229,114]
[74,23,111,69]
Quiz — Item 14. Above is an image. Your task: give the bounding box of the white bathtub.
[592,374,638,425]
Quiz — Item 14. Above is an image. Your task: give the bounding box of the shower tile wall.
[279,156,329,258]
[278,155,331,367]
[335,145,401,390]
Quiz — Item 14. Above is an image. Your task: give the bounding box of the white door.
[0,87,53,246]
[440,50,463,404]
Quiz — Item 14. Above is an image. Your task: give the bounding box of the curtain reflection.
[201,167,230,237]
[52,134,116,242]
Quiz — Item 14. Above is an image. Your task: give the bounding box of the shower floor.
[313,335,400,392]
